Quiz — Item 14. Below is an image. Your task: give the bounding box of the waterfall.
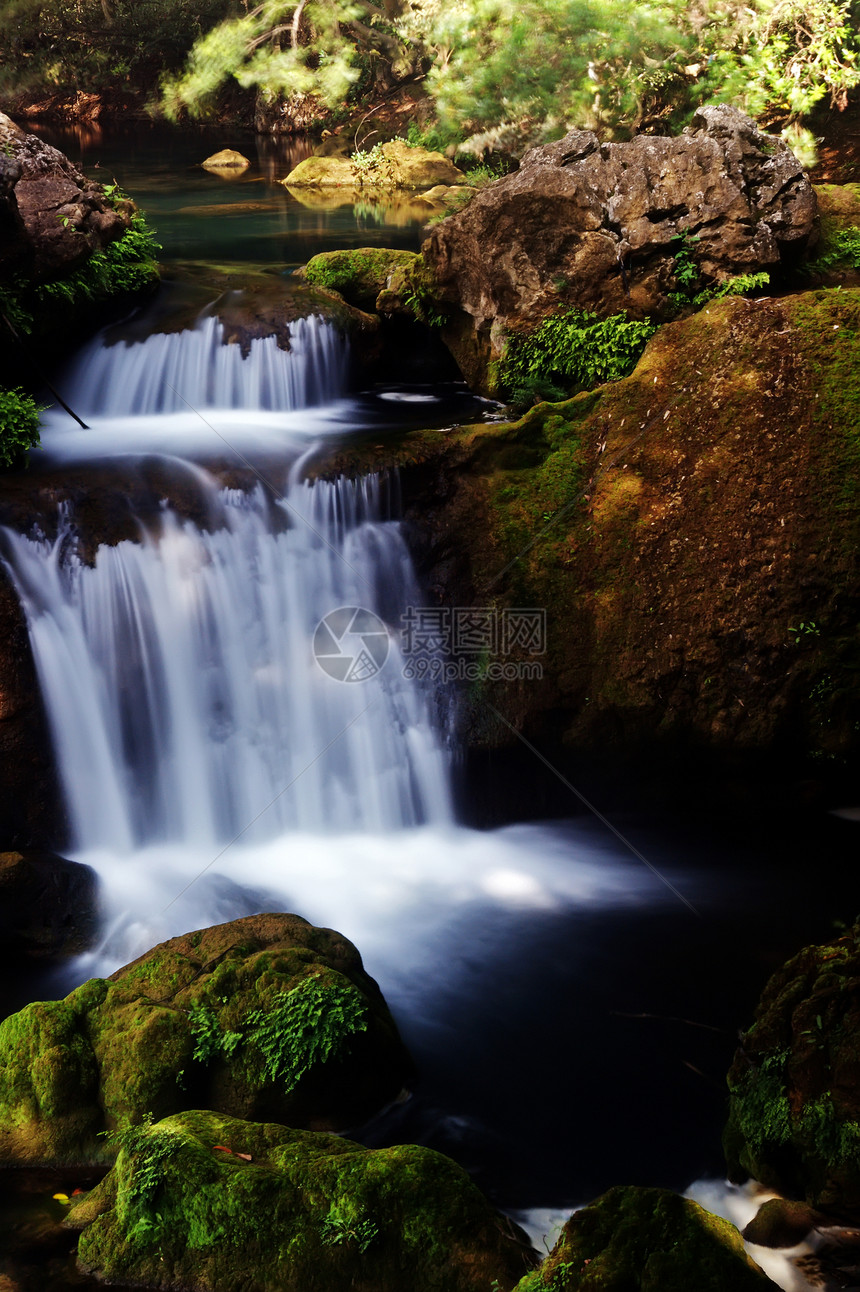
[2,472,451,854]
[64,314,348,417]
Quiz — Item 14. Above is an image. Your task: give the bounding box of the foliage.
[350,139,396,185]
[188,1002,242,1064]
[1,211,160,338]
[0,0,232,98]
[729,1049,793,1160]
[246,972,370,1093]
[161,0,418,121]
[704,0,860,120]
[500,309,656,405]
[101,1113,178,1242]
[668,232,770,308]
[0,385,42,467]
[320,1203,378,1251]
[809,225,860,271]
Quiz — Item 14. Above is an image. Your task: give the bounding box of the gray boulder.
[422,106,818,392]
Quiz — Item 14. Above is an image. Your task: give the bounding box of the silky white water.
[37,313,359,462]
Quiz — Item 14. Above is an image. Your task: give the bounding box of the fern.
[246,972,370,1093]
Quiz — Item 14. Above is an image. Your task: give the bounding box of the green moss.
[0,915,412,1166]
[515,1187,776,1290]
[301,248,418,307]
[75,1110,536,1291]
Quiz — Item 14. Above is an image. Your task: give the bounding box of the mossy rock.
[0,913,413,1166]
[513,1186,779,1290]
[724,920,860,1219]
[71,1109,538,1291]
[283,143,464,190]
[300,248,420,310]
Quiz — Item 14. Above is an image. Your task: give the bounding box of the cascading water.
[4,315,781,1272]
[64,314,348,417]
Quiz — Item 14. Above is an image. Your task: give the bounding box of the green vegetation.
[0,0,856,156]
[0,211,160,340]
[246,972,370,1093]
[73,1109,533,1289]
[500,309,656,409]
[808,225,860,272]
[0,386,42,467]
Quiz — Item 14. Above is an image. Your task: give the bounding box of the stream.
[1,123,859,1291]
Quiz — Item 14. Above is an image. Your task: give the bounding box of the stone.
[741,1197,828,1247]
[421,106,818,392]
[71,1109,538,1292]
[0,112,131,281]
[299,248,420,310]
[0,850,97,961]
[725,921,860,1220]
[284,140,465,189]
[0,913,414,1165]
[517,1186,780,1290]
[201,149,250,172]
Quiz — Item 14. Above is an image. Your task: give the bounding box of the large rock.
[0,112,132,281]
[422,106,818,392]
[725,921,860,1220]
[70,1109,537,1291]
[0,153,31,279]
[0,850,97,961]
[330,287,860,808]
[284,140,465,189]
[0,914,414,1165]
[516,1187,779,1290]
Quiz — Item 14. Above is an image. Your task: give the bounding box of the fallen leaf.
[52,1193,70,1204]
[234,1152,252,1162]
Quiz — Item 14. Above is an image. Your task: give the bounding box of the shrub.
[500,309,656,404]
[0,386,43,468]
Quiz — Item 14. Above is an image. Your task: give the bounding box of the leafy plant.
[246,971,370,1093]
[500,309,656,404]
[350,140,396,186]
[808,225,860,273]
[789,619,821,642]
[100,1113,178,1243]
[320,1203,378,1251]
[0,386,43,468]
[188,1002,243,1064]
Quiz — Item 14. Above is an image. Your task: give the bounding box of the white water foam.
[38,314,353,461]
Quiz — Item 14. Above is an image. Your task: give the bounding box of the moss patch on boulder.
[346,289,860,787]
[300,248,419,311]
[724,921,860,1220]
[0,913,413,1166]
[512,1187,778,1290]
[283,142,464,190]
[71,1109,537,1292]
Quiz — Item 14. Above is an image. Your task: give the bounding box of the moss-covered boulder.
[0,913,413,1166]
[513,1187,779,1290]
[300,248,419,311]
[725,921,860,1219]
[284,142,465,190]
[71,1109,537,1291]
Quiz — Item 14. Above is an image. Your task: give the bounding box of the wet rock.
[0,112,132,281]
[201,149,250,172]
[725,921,860,1220]
[0,850,97,961]
[71,1109,537,1292]
[742,1197,828,1247]
[421,105,818,392]
[520,1186,780,1290]
[0,913,414,1165]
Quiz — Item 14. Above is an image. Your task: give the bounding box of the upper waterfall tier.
[64,315,348,417]
[2,472,453,852]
